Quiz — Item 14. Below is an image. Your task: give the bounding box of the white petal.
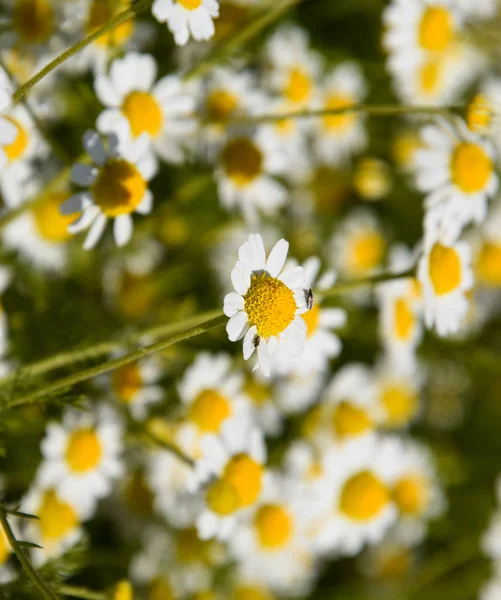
[243,326,257,360]
[265,238,289,277]
[94,75,121,107]
[226,311,248,341]
[71,163,97,187]
[113,214,133,247]
[83,213,107,250]
[248,233,266,271]
[223,292,244,317]
[68,205,99,233]
[83,130,107,166]
[231,262,250,295]
[279,266,305,288]
[280,317,306,357]
[257,341,271,377]
[60,192,92,215]
[136,189,153,214]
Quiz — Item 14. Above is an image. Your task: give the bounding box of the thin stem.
[140,430,195,467]
[321,267,416,298]
[58,585,105,600]
[11,0,153,105]
[0,505,59,600]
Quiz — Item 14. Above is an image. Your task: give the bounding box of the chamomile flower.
[418,227,473,336]
[275,370,326,416]
[223,233,308,377]
[61,129,156,250]
[314,63,368,165]
[415,118,498,239]
[38,405,124,505]
[95,52,197,165]
[474,201,501,288]
[152,0,220,46]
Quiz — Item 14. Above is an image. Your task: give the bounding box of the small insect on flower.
[253,334,261,348]
[306,288,314,311]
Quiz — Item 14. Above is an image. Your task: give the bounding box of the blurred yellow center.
[206,478,241,515]
[234,586,273,600]
[4,117,29,161]
[451,142,492,193]
[477,242,501,286]
[87,1,134,48]
[207,89,238,122]
[284,67,312,104]
[244,378,270,406]
[428,243,461,295]
[0,527,10,564]
[332,401,373,439]
[189,389,232,432]
[112,361,142,403]
[175,528,210,563]
[122,91,163,138]
[255,504,293,549]
[467,94,493,133]
[393,475,428,515]
[124,471,154,516]
[38,489,78,541]
[223,453,263,507]
[353,159,391,200]
[13,0,54,44]
[33,192,75,242]
[340,470,389,520]
[302,302,320,337]
[148,578,174,600]
[222,137,264,186]
[323,93,356,131]
[394,297,415,341]
[392,132,422,169]
[420,58,441,93]
[349,231,385,273]
[113,581,133,600]
[382,385,418,427]
[178,0,202,9]
[66,428,102,473]
[92,158,146,217]
[418,6,453,51]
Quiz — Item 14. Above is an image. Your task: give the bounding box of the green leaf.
[17,541,43,550]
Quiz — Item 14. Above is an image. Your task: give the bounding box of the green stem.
[11,0,153,105]
[321,267,416,298]
[139,430,195,467]
[0,505,59,600]
[58,585,104,600]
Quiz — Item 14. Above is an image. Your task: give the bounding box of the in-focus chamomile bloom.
[152,0,220,46]
[415,118,498,238]
[418,227,473,336]
[62,129,156,250]
[229,473,319,597]
[215,129,289,223]
[38,405,124,504]
[95,52,197,165]
[314,436,398,557]
[224,233,308,377]
[314,63,368,164]
[474,202,501,288]
[191,419,267,540]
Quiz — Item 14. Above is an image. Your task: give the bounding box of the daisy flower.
[418,226,473,336]
[474,201,501,288]
[275,370,326,416]
[152,0,220,46]
[61,129,156,250]
[95,52,197,165]
[352,157,393,201]
[415,118,498,239]
[38,405,124,505]
[223,233,308,377]
[466,77,501,153]
[314,63,368,165]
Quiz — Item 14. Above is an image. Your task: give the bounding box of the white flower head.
[224,233,308,377]
[152,0,220,46]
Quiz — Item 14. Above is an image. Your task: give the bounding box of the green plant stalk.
[0,505,59,600]
[58,585,105,600]
[321,267,416,298]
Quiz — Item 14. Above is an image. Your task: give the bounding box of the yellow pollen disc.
[467,94,493,133]
[392,132,423,169]
[32,192,75,242]
[214,2,248,39]
[323,93,357,131]
[353,159,391,200]
[428,243,462,295]
[381,385,418,427]
[234,585,274,600]
[113,581,133,600]
[340,470,389,521]
[244,377,270,406]
[189,389,232,432]
[451,142,492,194]
[419,58,441,94]
[477,242,501,286]
[254,504,293,549]
[65,428,103,473]
[207,89,238,122]
[332,401,373,439]
[418,6,453,52]
[222,137,264,187]
[4,117,29,162]
[223,453,263,507]
[148,578,174,600]
[177,0,202,8]
[393,475,428,515]
[38,489,78,541]
[206,478,241,515]
[112,361,143,404]
[91,158,146,217]
[122,91,163,138]
[244,273,297,338]
[0,527,10,564]
[13,0,54,44]
[348,231,385,274]
[393,297,415,341]
[284,67,312,104]
[87,1,134,48]
[302,302,321,338]
[123,471,154,516]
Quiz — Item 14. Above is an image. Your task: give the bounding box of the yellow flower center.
[393,475,428,516]
[301,405,322,438]
[254,504,293,549]
[113,581,133,600]
[177,0,202,9]
[3,117,29,162]
[393,297,415,341]
[38,489,78,541]
[87,0,134,48]
[467,94,493,133]
[0,527,10,564]
[32,192,75,242]
[392,132,423,169]
[223,453,263,507]
[311,166,350,215]
[65,428,103,473]
[13,0,54,44]
[332,401,373,439]
[91,158,146,217]
[477,242,501,286]
[419,58,441,94]
[302,302,321,337]
[234,586,273,600]
[112,361,143,404]
[418,6,453,52]
[340,470,389,521]
[451,142,492,194]
[381,384,418,428]
[207,89,238,122]
[244,273,297,339]
[353,159,391,200]
[284,67,312,104]
[123,471,154,517]
[244,378,270,406]
[221,137,264,187]
[323,93,357,131]
[206,478,241,515]
[348,231,385,274]
[189,389,232,432]
[428,243,462,295]
[148,578,174,600]
[122,91,163,138]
